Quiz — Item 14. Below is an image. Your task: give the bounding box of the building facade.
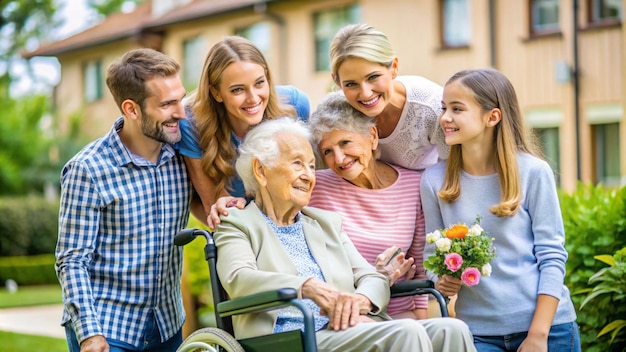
[24,0,625,192]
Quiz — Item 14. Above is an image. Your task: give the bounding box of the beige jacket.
[214,202,390,339]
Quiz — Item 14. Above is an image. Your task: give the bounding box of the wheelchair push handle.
[173,228,198,246]
[174,228,213,247]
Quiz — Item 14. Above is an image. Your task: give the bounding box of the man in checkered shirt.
[56,48,194,352]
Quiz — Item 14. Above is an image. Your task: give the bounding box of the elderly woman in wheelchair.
[196,117,476,352]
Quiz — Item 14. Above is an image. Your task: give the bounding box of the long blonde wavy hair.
[438,68,542,217]
[190,36,295,201]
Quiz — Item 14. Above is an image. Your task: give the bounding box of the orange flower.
[446,224,469,239]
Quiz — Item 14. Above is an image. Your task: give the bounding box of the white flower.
[435,238,452,252]
[468,224,483,237]
[481,263,492,277]
[426,230,443,243]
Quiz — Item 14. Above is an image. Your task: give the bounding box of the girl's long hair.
[438,68,542,217]
[190,36,295,201]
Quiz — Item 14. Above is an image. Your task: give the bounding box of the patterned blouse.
[261,212,330,333]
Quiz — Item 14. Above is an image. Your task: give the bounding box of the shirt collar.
[107,117,178,167]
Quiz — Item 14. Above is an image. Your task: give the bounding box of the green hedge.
[560,183,626,352]
[0,254,57,285]
[0,196,59,256]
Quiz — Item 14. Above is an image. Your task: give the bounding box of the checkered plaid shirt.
[56,117,192,347]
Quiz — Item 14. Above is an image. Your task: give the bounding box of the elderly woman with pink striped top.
[307,91,427,320]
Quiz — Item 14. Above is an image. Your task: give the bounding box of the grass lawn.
[0,285,65,350]
[0,330,67,351]
[0,284,62,309]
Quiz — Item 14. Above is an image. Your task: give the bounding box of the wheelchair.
[174,228,449,352]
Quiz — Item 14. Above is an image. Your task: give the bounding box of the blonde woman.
[329,23,448,171]
[177,36,309,225]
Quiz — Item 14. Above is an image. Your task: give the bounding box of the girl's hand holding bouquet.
[424,216,496,296]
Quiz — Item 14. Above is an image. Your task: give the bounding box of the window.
[534,127,561,184]
[589,0,622,24]
[441,0,471,47]
[83,60,102,103]
[182,36,205,90]
[236,22,272,59]
[313,5,360,72]
[592,123,621,186]
[530,0,560,35]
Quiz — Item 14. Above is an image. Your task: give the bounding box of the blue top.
[276,85,310,119]
[261,212,329,333]
[176,85,310,198]
[420,153,577,336]
[56,117,192,347]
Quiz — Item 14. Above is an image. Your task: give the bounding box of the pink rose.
[444,253,463,272]
[461,267,481,286]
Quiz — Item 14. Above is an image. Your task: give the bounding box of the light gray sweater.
[420,153,577,336]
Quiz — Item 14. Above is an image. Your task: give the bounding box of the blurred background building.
[24,0,624,192]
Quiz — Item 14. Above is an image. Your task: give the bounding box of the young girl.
[420,68,580,351]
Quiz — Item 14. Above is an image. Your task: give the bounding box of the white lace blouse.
[377,75,449,170]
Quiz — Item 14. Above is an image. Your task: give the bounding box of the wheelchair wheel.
[177,327,245,352]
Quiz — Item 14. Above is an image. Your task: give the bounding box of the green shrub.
[23,197,60,254]
[0,196,59,256]
[0,254,57,285]
[560,183,626,352]
[579,247,626,349]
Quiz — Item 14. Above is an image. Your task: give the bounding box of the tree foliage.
[1,0,143,81]
[0,0,57,76]
[0,73,88,195]
[0,75,49,194]
[87,0,144,16]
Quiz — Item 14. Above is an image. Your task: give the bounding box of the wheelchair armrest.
[217,287,299,317]
[217,287,317,352]
[390,279,434,295]
[390,280,450,317]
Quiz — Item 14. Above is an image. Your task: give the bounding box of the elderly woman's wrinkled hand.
[302,278,373,331]
[375,246,416,285]
[207,196,246,230]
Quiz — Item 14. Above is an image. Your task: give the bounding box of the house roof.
[144,0,271,30]
[23,0,276,58]
[23,2,153,58]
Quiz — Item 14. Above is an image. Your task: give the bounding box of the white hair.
[236,117,312,197]
[309,91,375,145]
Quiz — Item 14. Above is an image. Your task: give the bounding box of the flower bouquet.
[424,216,496,286]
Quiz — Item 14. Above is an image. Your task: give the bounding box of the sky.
[10,0,96,97]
